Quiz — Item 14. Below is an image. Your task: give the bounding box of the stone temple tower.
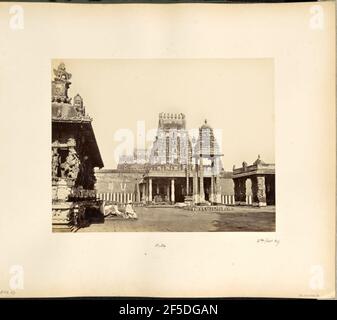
[51,62,103,229]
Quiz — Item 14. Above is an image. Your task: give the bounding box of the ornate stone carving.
[52,63,72,103]
[73,94,85,116]
[53,62,72,82]
[70,187,96,200]
[67,138,76,147]
[55,178,71,201]
[52,202,72,226]
[256,176,267,206]
[253,154,266,166]
[60,148,80,181]
[52,148,60,179]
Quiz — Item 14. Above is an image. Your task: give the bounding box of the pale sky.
[52,59,274,170]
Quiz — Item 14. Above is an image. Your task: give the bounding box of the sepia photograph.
[51,59,275,232]
[0,1,334,299]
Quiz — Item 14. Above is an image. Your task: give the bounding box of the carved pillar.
[210,158,216,204]
[186,168,189,197]
[171,178,175,203]
[233,179,238,205]
[199,157,205,202]
[149,178,153,202]
[145,183,148,202]
[136,182,140,203]
[52,148,60,181]
[193,163,199,204]
[141,183,146,202]
[256,176,267,207]
[210,175,214,203]
[241,178,247,205]
[245,178,253,205]
[166,182,170,202]
[215,176,221,204]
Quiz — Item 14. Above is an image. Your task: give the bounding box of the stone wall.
[217,176,235,195]
[95,169,235,198]
[95,170,144,194]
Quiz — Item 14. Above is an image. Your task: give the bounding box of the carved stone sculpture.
[256,176,266,206]
[73,94,85,116]
[52,148,60,178]
[60,148,80,181]
[53,62,72,82]
[52,63,72,103]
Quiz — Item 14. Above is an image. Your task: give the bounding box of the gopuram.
[52,63,104,229]
[142,112,193,204]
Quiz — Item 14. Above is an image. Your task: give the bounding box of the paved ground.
[77,206,275,232]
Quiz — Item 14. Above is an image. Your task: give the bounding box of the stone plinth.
[52,179,74,227]
[184,195,193,206]
[52,202,73,227]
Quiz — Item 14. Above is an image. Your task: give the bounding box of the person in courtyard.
[100,201,111,217]
[101,201,125,218]
[125,200,138,219]
[112,202,125,218]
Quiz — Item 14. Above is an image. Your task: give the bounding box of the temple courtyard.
[77,206,275,232]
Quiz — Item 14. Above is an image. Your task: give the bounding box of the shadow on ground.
[73,206,275,232]
[211,211,275,232]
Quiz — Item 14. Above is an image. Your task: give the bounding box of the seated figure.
[112,203,125,218]
[101,201,125,218]
[125,201,138,219]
